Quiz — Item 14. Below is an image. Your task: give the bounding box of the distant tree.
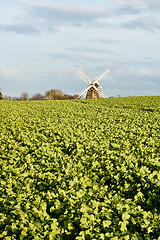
[12,97,20,101]
[63,94,74,100]
[63,94,79,100]
[30,93,43,100]
[3,95,12,100]
[0,89,3,100]
[44,89,64,100]
[20,92,29,101]
[44,90,50,100]
[73,94,79,99]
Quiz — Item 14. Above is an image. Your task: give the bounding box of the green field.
[0,96,160,240]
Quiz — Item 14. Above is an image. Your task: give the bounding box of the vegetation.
[20,92,29,101]
[0,89,3,100]
[0,96,160,239]
[44,89,64,100]
[30,93,43,100]
[2,89,78,101]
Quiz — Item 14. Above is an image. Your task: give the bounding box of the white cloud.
[27,5,113,27]
[121,16,160,32]
[1,67,21,80]
[141,0,160,9]
[2,0,160,35]
[0,0,114,35]
[139,68,160,77]
[130,0,148,10]
[0,65,46,82]
[115,0,147,11]
[115,0,160,10]
[16,0,113,19]
[0,24,40,35]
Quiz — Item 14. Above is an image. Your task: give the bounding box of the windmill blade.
[78,70,92,84]
[77,85,92,99]
[93,69,110,84]
[101,89,107,98]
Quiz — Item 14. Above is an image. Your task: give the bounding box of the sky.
[0,0,160,98]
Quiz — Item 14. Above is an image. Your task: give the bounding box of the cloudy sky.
[0,0,160,98]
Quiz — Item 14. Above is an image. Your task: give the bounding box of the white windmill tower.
[77,69,110,99]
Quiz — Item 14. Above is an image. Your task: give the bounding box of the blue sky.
[0,0,160,98]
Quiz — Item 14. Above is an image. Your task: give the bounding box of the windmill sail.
[77,69,109,99]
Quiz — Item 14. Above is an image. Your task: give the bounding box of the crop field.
[0,96,160,240]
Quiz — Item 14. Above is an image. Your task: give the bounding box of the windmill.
[77,69,110,99]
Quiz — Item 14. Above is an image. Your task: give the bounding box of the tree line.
[0,89,79,101]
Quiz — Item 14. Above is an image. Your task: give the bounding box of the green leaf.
[122,213,130,221]
[103,220,112,228]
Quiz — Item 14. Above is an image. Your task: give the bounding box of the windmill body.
[77,69,110,99]
[86,83,102,99]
